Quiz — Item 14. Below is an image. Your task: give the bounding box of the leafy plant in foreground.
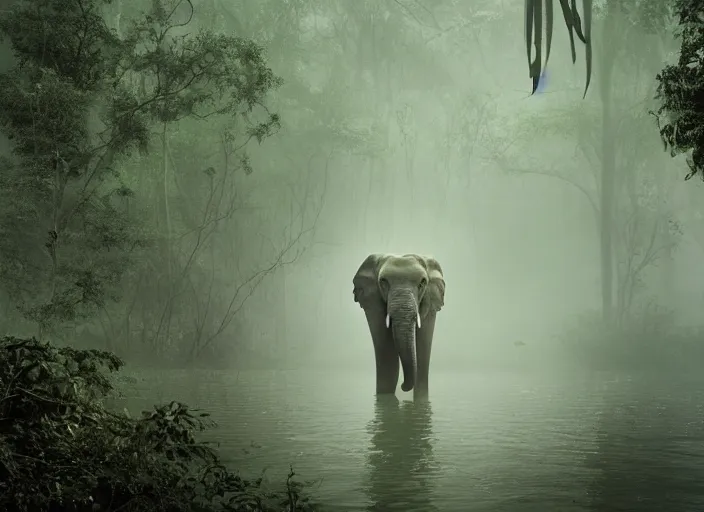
[0,336,316,511]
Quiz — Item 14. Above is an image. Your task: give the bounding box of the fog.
[0,1,702,375]
[235,1,703,375]
[4,1,704,510]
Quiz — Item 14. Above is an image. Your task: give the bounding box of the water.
[116,368,704,511]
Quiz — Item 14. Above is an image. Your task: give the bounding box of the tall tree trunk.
[155,122,174,355]
[599,2,619,325]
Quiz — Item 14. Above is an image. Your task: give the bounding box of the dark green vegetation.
[0,0,703,507]
[0,336,316,511]
[524,0,593,97]
[531,0,704,181]
[655,0,704,180]
[0,0,281,355]
[0,0,315,509]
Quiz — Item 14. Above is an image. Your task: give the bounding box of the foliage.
[524,0,592,96]
[523,0,674,96]
[121,1,282,129]
[654,0,704,180]
[86,0,452,363]
[0,335,316,511]
[0,0,282,337]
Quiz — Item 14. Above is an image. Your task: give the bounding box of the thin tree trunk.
[160,122,174,355]
[599,3,618,325]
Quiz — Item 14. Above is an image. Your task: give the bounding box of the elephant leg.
[374,339,399,394]
[364,307,399,394]
[414,312,436,401]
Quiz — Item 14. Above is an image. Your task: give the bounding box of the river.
[115,368,704,511]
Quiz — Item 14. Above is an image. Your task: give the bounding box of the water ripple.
[116,369,704,511]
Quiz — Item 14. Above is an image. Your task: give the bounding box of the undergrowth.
[0,336,317,512]
[560,306,704,371]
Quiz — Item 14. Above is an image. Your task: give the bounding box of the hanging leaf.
[525,0,593,97]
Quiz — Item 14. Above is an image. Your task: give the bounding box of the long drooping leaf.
[533,0,543,93]
[525,0,592,97]
[560,0,578,62]
[545,0,553,69]
[525,0,535,79]
[582,0,593,99]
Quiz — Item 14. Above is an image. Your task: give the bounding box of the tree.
[0,0,281,340]
[57,0,334,364]
[491,0,677,324]
[654,0,704,180]
[526,0,704,184]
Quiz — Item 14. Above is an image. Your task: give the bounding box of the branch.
[390,0,441,30]
[194,149,331,356]
[493,157,599,218]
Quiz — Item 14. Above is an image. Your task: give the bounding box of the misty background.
[2,0,698,373]
[2,0,704,510]
[0,0,691,372]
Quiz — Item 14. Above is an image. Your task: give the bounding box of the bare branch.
[488,147,599,218]
[192,149,331,357]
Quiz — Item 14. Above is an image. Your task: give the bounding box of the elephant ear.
[419,256,445,319]
[353,253,387,310]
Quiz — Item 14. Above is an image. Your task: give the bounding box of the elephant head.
[353,254,445,398]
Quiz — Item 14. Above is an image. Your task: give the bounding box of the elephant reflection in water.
[353,254,445,401]
[364,396,439,511]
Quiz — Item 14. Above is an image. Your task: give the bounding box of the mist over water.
[2,0,704,509]
[117,369,704,511]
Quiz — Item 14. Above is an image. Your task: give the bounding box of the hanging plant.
[525,0,593,97]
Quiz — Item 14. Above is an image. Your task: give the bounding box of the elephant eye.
[419,278,427,290]
[380,277,389,287]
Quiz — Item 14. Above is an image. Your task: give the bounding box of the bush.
[0,336,316,512]
[559,306,704,371]
[654,0,704,181]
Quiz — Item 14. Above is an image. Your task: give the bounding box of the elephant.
[353,253,446,400]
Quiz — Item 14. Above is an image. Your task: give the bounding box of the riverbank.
[0,336,317,512]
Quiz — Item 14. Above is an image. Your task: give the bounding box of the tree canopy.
[0,0,282,344]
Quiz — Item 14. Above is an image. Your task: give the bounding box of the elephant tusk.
[417,313,421,329]
[385,314,390,328]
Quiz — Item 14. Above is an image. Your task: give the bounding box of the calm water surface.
[117,369,704,511]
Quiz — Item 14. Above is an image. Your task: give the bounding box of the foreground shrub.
[0,336,316,512]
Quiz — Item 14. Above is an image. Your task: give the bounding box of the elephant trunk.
[387,289,419,392]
